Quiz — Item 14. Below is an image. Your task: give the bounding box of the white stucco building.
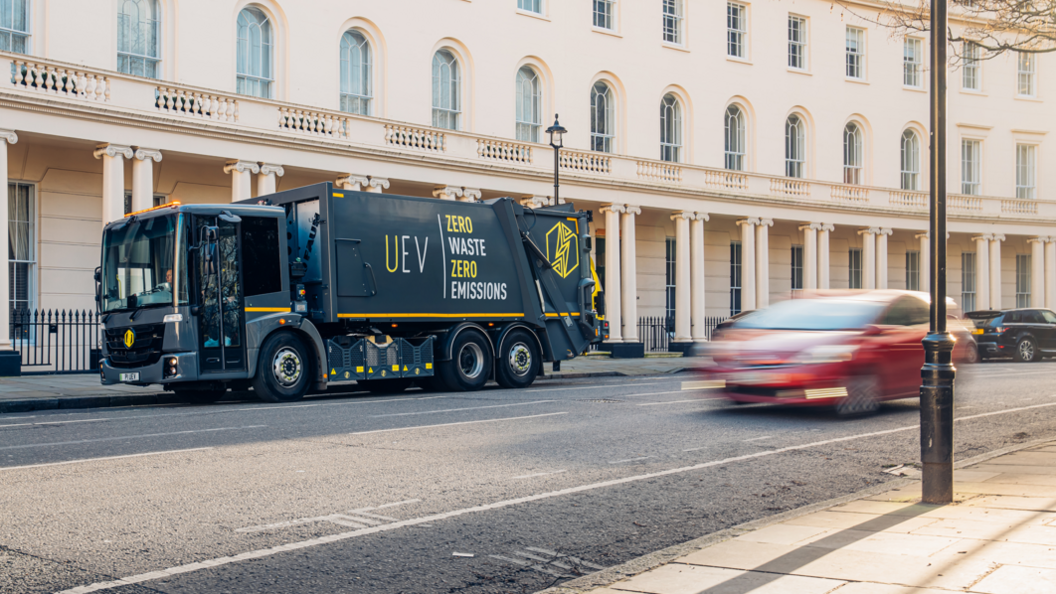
[0,0,1053,355]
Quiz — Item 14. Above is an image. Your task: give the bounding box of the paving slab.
[971,564,1056,594]
[607,563,844,594]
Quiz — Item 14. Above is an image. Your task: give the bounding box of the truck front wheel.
[253,332,312,403]
[438,330,491,392]
[495,330,540,389]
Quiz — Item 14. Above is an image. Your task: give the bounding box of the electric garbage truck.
[96,183,606,403]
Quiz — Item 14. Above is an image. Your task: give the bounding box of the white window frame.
[906,250,920,291]
[962,42,981,91]
[845,26,866,80]
[660,93,682,163]
[848,248,863,289]
[1016,254,1031,308]
[432,49,461,131]
[843,122,864,185]
[785,114,806,178]
[961,138,982,195]
[662,0,683,45]
[787,15,807,71]
[665,237,677,319]
[724,104,746,171]
[236,7,274,99]
[517,0,543,15]
[1016,143,1036,199]
[901,129,920,191]
[1017,52,1036,97]
[961,252,976,312]
[791,245,804,291]
[904,37,923,88]
[593,0,616,30]
[590,81,615,153]
[515,65,541,143]
[8,181,36,342]
[0,0,30,55]
[340,30,372,116]
[117,0,161,78]
[727,2,747,59]
[730,241,742,315]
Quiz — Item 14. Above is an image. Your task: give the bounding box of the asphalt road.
[2,360,1056,594]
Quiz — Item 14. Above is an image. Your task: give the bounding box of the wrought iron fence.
[588,315,731,354]
[10,309,101,374]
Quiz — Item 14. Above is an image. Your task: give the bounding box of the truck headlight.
[793,345,858,365]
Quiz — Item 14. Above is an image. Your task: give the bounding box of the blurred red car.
[697,290,975,415]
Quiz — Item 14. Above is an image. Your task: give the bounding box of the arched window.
[0,0,30,53]
[118,0,161,78]
[432,50,460,130]
[724,105,746,171]
[340,30,372,115]
[901,129,920,191]
[843,122,863,185]
[515,66,541,143]
[590,81,614,153]
[785,114,805,178]
[660,93,682,163]
[236,7,273,98]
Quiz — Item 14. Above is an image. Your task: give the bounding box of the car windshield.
[100,214,188,312]
[735,298,887,331]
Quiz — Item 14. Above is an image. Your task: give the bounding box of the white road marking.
[0,447,214,471]
[682,380,725,390]
[636,399,700,407]
[61,401,1056,594]
[238,499,419,534]
[342,412,568,437]
[744,435,774,442]
[512,470,567,480]
[682,447,705,452]
[609,456,655,464]
[369,400,557,418]
[353,499,420,511]
[525,547,605,570]
[0,425,267,451]
[0,418,112,429]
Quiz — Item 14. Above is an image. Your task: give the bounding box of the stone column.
[973,234,991,311]
[670,212,692,344]
[1046,238,1056,311]
[432,186,462,201]
[859,228,878,290]
[690,212,709,342]
[621,205,641,341]
[600,204,624,342]
[366,177,390,194]
[460,188,482,203]
[224,160,259,202]
[916,232,929,293]
[1030,238,1046,308]
[257,163,284,197]
[990,234,1004,310]
[818,224,833,289]
[876,228,892,289]
[755,218,773,308]
[800,223,820,290]
[336,174,369,191]
[131,148,162,213]
[95,143,133,226]
[736,218,757,311]
[0,130,17,355]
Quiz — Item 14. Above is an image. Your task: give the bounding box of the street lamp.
[921,0,956,505]
[546,114,567,205]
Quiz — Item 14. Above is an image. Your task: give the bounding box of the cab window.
[882,297,930,326]
[242,216,282,297]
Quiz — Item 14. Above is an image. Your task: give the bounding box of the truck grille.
[104,324,165,368]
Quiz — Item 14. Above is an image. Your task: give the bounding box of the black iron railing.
[10,309,101,374]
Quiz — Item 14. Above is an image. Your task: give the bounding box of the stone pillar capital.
[432,185,462,200]
[624,205,642,216]
[992,233,1006,242]
[758,218,774,227]
[368,177,390,191]
[461,188,482,203]
[915,232,929,239]
[94,143,133,160]
[133,148,163,162]
[336,174,370,190]
[0,129,18,145]
[858,227,881,236]
[600,203,626,215]
[821,223,835,232]
[259,163,285,177]
[973,233,993,242]
[670,211,694,222]
[878,227,893,236]
[800,222,824,232]
[224,160,260,174]
[693,212,710,222]
[737,217,759,228]
[1028,237,1047,244]
[520,195,552,208]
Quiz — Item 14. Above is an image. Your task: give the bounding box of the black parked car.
[967,308,1056,362]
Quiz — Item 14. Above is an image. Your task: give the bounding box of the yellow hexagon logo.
[545,222,579,279]
[123,329,135,348]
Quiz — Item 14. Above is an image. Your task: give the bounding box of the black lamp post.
[546,115,567,205]
[921,0,956,505]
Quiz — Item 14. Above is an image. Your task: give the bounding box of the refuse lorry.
[96,182,606,403]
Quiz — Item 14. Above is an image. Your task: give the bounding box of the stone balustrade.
[155,87,239,122]
[279,108,349,138]
[11,59,109,101]
[889,191,928,210]
[769,178,810,197]
[1002,199,1038,215]
[949,194,984,211]
[831,184,870,203]
[385,124,445,152]
[705,170,748,191]
[476,138,532,165]
[559,150,611,174]
[636,160,682,183]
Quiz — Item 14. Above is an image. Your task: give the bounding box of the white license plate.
[119,372,140,382]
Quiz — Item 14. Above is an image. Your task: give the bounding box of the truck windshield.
[101,214,188,312]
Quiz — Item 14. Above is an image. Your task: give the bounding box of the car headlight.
[793,345,859,364]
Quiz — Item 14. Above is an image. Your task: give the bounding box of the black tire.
[837,375,881,417]
[436,330,491,392]
[175,389,227,404]
[252,332,312,403]
[1015,337,1038,363]
[364,378,414,394]
[964,343,980,365]
[495,329,540,389]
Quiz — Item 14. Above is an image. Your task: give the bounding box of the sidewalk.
[549,441,1056,594]
[0,354,696,413]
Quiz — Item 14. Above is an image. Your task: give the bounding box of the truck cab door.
[197,217,247,373]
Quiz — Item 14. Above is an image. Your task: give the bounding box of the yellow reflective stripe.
[337,313,524,319]
[545,312,581,317]
[245,307,292,313]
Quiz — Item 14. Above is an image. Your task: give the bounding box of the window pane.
[904,38,921,87]
[961,139,981,195]
[242,217,282,297]
[849,249,862,289]
[730,241,741,315]
[788,16,806,69]
[727,3,746,58]
[665,237,676,319]
[843,123,862,185]
[724,105,745,171]
[846,27,864,79]
[785,115,805,178]
[901,129,919,191]
[340,30,372,116]
[515,66,541,143]
[594,0,614,29]
[1018,52,1036,96]
[432,50,461,130]
[236,8,273,98]
[591,82,614,153]
[660,94,681,162]
[961,252,976,312]
[791,245,803,290]
[663,0,681,44]
[518,0,542,14]
[963,42,980,90]
[1016,144,1036,199]
[1016,254,1031,308]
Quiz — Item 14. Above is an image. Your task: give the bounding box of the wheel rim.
[459,342,485,379]
[1020,341,1035,360]
[273,347,303,386]
[508,342,532,377]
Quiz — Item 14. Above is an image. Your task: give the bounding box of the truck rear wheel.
[253,332,312,403]
[437,330,491,392]
[495,330,540,389]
